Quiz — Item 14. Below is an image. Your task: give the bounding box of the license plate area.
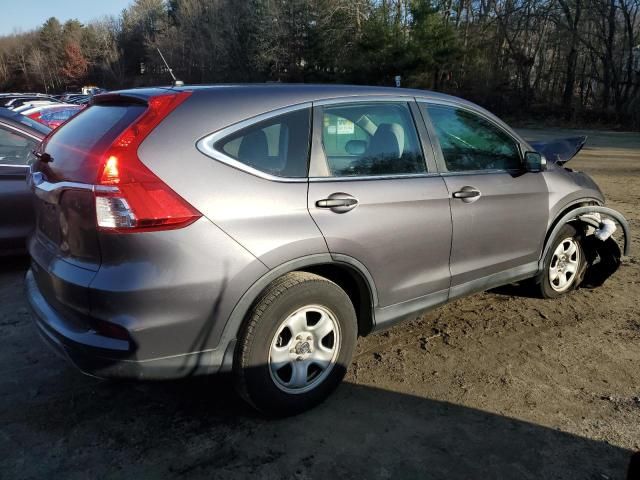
[36,200,61,246]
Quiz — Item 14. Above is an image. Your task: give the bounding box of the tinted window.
[0,126,37,165]
[215,108,311,178]
[43,104,145,183]
[321,103,426,176]
[426,105,521,172]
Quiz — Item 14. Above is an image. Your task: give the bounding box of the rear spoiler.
[91,93,148,106]
[529,136,587,165]
[91,87,183,107]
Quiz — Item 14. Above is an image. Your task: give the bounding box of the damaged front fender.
[540,206,630,288]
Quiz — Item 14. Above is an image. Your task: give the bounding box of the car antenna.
[156,47,184,87]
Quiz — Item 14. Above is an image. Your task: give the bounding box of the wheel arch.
[541,197,602,262]
[218,254,378,371]
[539,201,630,272]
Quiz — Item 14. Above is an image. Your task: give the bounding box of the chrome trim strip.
[439,168,522,176]
[196,102,313,183]
[30,176,118,205]
[309,173,440,182]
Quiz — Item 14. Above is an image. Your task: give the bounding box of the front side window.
[320,102,426,177]
[0,126,37,165]
[215,108,311,178]
[425,105,521,172]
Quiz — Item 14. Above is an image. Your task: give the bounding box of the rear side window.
[214,108,311,178]
[43,104,145,183]
[0,125,37,165]
[320,103,426,177]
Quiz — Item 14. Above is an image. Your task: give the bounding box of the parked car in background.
[22,104,84,129]
[3,95,60,109]
[35,105,85,129]
[12,101,59,114]
[25,85,628,415]
[0,107,50,254]
[58,93,93,105]
[67,95,91,105]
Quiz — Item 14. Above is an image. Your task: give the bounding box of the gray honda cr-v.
[26,85,629,415]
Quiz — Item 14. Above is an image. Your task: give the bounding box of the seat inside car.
[353,122,406,175]
[238,129,269,166]
[367,123,405,161]
[237,127,290,175]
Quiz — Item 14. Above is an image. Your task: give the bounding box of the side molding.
[373,289,448,331]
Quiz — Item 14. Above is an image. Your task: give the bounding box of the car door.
[0,122,39,253]
[419,102,549,298]
[308,98,452,327]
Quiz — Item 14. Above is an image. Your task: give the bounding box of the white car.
[12,101,58,113]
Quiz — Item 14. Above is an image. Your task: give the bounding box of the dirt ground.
[1,128,639,480]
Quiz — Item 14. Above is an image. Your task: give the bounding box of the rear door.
[419,102,549,297]
[0,122,39,253]
[308,98,452,323]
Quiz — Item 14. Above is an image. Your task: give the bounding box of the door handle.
[315,193,358,213]
[452,187,481,203]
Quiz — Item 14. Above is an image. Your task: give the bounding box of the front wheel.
[234,272,357,416]
[538,224,585,298]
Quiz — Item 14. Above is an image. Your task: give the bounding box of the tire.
[234,272,357,416]
[537,224,585,299]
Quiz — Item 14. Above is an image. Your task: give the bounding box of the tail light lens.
[94,92,202,232]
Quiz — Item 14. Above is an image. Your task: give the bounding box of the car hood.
[529,136,587,165]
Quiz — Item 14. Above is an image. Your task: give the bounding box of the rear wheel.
[538,224,585,298]
[234,272,357,416]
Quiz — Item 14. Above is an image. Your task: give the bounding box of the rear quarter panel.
[90,217,268,359]
[137,90,329,268]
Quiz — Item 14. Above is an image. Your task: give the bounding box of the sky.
[0,0,133,36]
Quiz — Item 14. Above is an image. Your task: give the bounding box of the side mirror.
[345,139,367,156]
[524,151,547,172]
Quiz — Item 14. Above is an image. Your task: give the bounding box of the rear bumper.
[25,269,232,379]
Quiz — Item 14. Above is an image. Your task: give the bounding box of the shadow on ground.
[0,369,633,480]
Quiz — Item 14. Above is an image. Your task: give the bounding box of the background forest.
[0,0,639,127]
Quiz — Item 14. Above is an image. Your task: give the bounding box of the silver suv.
[26,85,629,414]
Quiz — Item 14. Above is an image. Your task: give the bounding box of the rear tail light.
[28,112,42,122]
[93,92,201,232]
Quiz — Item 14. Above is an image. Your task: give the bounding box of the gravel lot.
[1,128,639,479]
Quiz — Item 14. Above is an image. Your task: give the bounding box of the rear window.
[42,104,145,183]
